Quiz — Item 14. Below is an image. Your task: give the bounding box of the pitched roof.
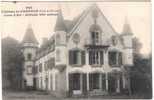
[22,25,38,44]
[54,5,88,33]
[122,18,133,35]
[54,9,67,31]
[67,4,117,37]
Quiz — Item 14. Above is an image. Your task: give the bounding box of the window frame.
[89,50,104,66]
[108,51,123,67]
[27,65,33,75]
[27,53,32,60]
[91,31,100,45]
[69,49,85,66]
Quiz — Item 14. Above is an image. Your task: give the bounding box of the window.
[89,51,104,65]
[89,73,100,90]
[109,52,117,65]
[72,73,81,90]
[112,36,118,46]
[32,66,38,74]
[39,63,42,72]
[108,51,123,66]
[48,58,55,69]
[69,50,85,65]
[91,31,99,45]
[44,61,48,71]
[27,65,32,74]
[27,53,32,60]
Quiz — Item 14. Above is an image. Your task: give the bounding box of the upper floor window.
[44,61,48,71]
[39,63,42,72]
[27,53,32,60]
[32,66,38,75]
[91,31,99,45]
[108,51,122,66]
[89,24,102,45]
[89,51,104,65]
[69,49,85,65]
[48,58,55,69]
[27,65,32,74]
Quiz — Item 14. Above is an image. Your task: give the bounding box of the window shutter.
[108,52,111,65]
[100,51,104,65]
[118,52,122,65]
[82,74,87,94]
[69,50,73,65]
[89,51,92,65]
[82,51,85,65]
[69,74,73,93]
[89,74,92,91]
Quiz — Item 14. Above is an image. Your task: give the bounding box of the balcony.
[84,39,110,50]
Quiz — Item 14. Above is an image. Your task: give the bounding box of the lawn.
[2,90,147,100]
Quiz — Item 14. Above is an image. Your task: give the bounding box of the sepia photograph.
[1,1,152,100]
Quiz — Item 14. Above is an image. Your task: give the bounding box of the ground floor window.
[89,73,100,90]
[50,75,52,90]
[102,74,106,90]
[68,72,123,95]
[72,73,81,90]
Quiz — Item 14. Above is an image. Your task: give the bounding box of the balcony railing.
[84,39,110,49]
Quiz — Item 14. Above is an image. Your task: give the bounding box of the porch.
[68,72,123,97]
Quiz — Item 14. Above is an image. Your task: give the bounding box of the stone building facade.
[21,4,133,97]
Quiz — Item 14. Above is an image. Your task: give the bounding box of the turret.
[54,9,67,70]
[121,18,133,66]
[22,24,38,89]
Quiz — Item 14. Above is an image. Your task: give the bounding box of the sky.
[1,2,151,55]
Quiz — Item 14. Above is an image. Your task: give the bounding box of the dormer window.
[91,31,99,45]
[89,24,102,45]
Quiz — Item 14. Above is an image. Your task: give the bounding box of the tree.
[132,37,142,55]
[130,37,152,98]
[2,37,24,90]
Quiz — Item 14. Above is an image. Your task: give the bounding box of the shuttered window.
[69,50,85,65]
[109,51,123,66]
[91,32,100,45]
[109,52,117,65]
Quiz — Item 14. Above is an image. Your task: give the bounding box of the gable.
[67,4,118,49]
